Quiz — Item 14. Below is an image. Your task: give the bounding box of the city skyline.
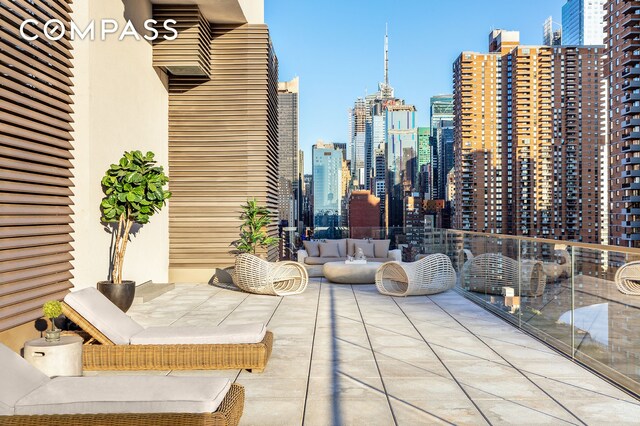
[266,0,563,171]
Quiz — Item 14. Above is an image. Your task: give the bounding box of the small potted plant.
[232,198,279,256]
[99,150,171,312]
[42,301,62,342]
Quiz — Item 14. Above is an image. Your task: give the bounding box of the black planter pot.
[97,280,136,312]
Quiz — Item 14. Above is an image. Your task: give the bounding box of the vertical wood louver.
[165,23,279,275]
[0,0,75,332]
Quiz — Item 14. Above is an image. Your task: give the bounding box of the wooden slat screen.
[153,5,211,77]
[0,0,74,332]
[167,22,279,272]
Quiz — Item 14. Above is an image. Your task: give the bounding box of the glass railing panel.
[454,232,521,322]
[517,239,574,354]
[570,246,640,391]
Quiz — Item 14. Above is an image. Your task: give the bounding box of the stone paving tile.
[389,397,488,426]
[473,398,581,425]
[106,281,640,425]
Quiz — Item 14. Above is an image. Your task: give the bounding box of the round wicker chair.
[542,249,572,282]
[375,253,456,296]
[614,261,640,295]
[461,253,546,297]
[233,254,308,296]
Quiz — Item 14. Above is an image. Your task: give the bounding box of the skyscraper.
[349,98,370,187]
[385,104,418,227]
[543,16,562,46]
[454,30,551,235]
[429,95,454,200]
[454,29,605,242]
[550,46,605,243]
[436,119,454,204]
[417,127,432,198]
[562,0,606,46]
[605,1,640,247]
[277,77,299,226]
[312,142,343,237]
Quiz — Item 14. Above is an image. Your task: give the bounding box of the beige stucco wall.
[70,0,170,289]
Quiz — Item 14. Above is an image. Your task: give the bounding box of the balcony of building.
[622,53,640,67]
[623,65,640,77]
[623,104,640,116]
[623,79,640,90]
[623,131,640,141]
[620,25,640,40]
[622,118,640,129]
[621,2,640,16]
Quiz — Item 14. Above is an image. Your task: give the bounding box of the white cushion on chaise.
[64,287,266,345]
[0,344,231,416]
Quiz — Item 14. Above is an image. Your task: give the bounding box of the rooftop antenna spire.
[384,23,389,86]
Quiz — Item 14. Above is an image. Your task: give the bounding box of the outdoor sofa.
[0,343,244,425]
[297,238,401,277]
[62,288,273,372]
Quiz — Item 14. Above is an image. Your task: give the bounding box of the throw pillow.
[319,241,340,257]
[347,238,365,256]
[303,241,320,257]
[353,241,375,258]
[335,239,348,257]
[372,240,390,258]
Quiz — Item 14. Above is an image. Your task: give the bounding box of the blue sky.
[265,0,563,172]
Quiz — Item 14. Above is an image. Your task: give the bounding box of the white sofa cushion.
[129,323,267,345]
[15,376,230,415]
[0,344,50,415]
[64,288,144,345]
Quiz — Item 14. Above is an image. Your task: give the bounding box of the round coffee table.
[323,261,383,284]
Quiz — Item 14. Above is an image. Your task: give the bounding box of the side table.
[23,335,83,377]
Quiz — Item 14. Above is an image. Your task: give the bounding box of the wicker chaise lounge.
[375,253,457,296]
[62,288,273,372]
[0,343,244,425]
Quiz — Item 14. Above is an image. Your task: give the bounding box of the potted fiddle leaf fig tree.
[99,150,171,312]
[232,198,279,256]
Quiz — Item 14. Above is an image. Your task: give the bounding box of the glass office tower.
[385,104,417,227]
[312,142,343,238]
[562,0,605,45]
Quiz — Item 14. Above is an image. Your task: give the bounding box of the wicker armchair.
[461,253,547,297]
[375,253,456,296]
[615,261,640,295]
[233,254,308,296]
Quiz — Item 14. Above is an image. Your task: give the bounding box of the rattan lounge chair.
[461,253,547,297]
[62,288,273,372]
[233,253,308,296]
[615,260,640,295]
[375,253,457,296]
[0,343,244,425]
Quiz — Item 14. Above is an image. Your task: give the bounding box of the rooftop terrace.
[89,279,640,425]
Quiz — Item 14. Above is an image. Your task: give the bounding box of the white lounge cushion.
[15,376,230,415]
[130,323,267,345]
[64,287,144,345]
[0,344,50,415]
